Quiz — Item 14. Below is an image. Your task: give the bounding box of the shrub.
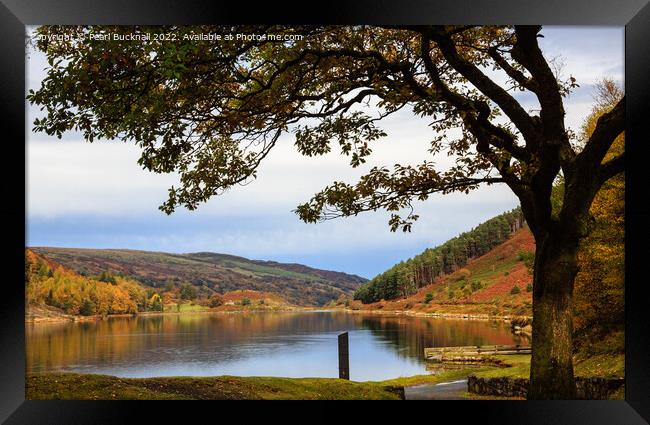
[517,250,535,271]
[208,294,224,308]
[98,271,117,285]
[241,298,251,306]
[447,288,456,299]
[180,284,197,300]
[36,262,50,279]
[526,282,533,292]
[504,271,510,276]
[423,293,433,304]
[510,285,521,295]
[471,280,482,292]
[79,299,95,316]
[455,268,471,281]
[335,295,348,305]
[149,293,163,311]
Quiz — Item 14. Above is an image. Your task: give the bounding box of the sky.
[26,26,624,279]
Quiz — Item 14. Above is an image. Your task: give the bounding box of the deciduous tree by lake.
[28,25,624,399]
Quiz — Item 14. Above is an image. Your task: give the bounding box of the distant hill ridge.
[30,247,367,306]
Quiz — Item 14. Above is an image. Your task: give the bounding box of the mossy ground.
[471,353,624,380]
[26,374,404,400]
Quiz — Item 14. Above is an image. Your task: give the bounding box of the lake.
[26,311,525,381]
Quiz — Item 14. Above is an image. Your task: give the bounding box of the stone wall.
[575,377,625,400]
[467,376,529,398]
[467,375,624,399]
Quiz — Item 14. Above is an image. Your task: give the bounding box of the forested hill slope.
[30,248,367,306]
[354,208,526,304]
[340,227,535,317]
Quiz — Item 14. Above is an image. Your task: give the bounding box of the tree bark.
[528,231,579,399]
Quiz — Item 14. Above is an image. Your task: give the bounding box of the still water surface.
[26,311,524,381]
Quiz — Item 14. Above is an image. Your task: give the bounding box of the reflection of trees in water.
[360,316,524,361]
[27,312,354,373]
[26,312,524,374]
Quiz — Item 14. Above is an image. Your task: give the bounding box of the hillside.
[344,228,535,317]
[353,208,526,304]
[26,249,158,319]
[26,249,304,321]
[30,247,367,306]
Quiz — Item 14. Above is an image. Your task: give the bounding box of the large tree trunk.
[528,231,579,399]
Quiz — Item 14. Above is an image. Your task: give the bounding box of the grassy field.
[26,374,405,400]
[163,303,210,313]
[471,353,624,380]
[26,368,498,400]
[472,354,532,379]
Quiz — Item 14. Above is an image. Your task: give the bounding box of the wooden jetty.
[424,344,531,363]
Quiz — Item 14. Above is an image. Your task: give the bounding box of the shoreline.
[25,305,314,323]
[330,307,531,322]
[26,304,531,324]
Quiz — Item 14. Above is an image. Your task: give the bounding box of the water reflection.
[26,311,523,381]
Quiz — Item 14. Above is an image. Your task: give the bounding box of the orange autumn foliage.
[25,249,157,316]
[572,79,624,353]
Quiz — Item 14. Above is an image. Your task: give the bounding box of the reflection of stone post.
[338,332,349,380]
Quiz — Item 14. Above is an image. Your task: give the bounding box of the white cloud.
[27,106,454,218]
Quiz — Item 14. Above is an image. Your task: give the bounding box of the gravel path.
[404,379,468,400]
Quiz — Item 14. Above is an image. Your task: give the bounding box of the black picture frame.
[1,1,648,423]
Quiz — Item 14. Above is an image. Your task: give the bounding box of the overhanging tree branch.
[487,47,539,93]
[512,26,577,179]
[296,167,507,231]
[418,30,526,199]
[428,26,541,147]
[577,96,626,170]
[599,152,625,184]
